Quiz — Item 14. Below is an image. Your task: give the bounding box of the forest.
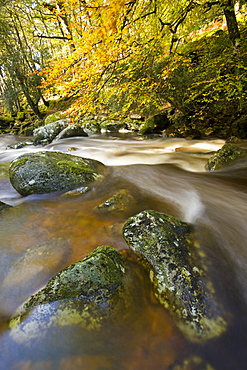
[0,0,247,139]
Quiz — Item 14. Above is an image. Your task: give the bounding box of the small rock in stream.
[97,189,135,212]
[0,201,12,212]
[123,210,227,342]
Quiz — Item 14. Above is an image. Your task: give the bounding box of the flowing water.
[0,133,246,369]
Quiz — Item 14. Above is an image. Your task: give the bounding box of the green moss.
[206,143,247,171]
[23,245,124,311]
[123,210,228,342]
[56,160,94,174]
[9,157,28,172]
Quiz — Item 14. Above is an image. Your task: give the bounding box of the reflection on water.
[0,134,246,369]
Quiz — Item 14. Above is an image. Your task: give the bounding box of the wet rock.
[62,186,92,197]
[139,113,171,135]
[9,151,106,196]
[19,246,124,309]
[206,143,247,171]
[78,116,101,134]
[101,119,126,132]
[55,123,88,140]
[33,119,70,145]
[170,356,214,370]
[9,140,34,149]
[0,201,12,212]
[9,246,125,342]
[97,189,135,212]
[8,248,184,368]
[123,210,227,342]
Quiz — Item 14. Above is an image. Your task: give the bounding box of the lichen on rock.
[123,210,227,342]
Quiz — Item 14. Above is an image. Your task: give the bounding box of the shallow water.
[0,133,246,369]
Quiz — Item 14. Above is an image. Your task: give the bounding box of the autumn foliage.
[0,0,246,123]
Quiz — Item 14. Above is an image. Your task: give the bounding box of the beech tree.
[40,0,243,118]
[0,0,244,120]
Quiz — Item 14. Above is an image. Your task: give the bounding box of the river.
[0,133,246,369]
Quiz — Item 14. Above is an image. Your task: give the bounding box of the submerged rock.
[0,237,70,317]
[9,151,106,196]
[8,248,185,368]
[97,189,135,212]
[123,210,227,342]
[171,356,214,370]
[33,119,70,145]
[206,143,247,171]
[9,246,125,342]
[0,201,12,212]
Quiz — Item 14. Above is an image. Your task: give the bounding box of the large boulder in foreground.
[8,246,184,369]
[206,143,247,171]
[16,246,125,310]
[9,246,125,343]
[9,151,106,196]
[123,210,227,342]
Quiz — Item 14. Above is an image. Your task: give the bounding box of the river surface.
[0,133,246,369]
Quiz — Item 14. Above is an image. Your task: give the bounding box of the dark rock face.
[9,151,106,196]
[123,210,227,342]
[206,143,247,171]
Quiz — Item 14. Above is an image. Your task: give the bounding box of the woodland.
[0,0,247,138]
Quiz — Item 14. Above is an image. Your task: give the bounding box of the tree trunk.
[221,0,240,48]
[14,68,44,119]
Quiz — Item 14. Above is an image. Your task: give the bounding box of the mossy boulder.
[101,119,126,132]
[18,246,124,309]
[139,113,171,135]
[78,116,101,134]
[44,111,64,125]
[55,123,88,140]
[123,210,227,342]
[33,119,70,145]
[206,143,247,171]
[9,151,106,196]
[0,115,14,132]
[9,246,125,343]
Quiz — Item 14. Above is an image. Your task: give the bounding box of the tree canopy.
[0,0,246,125]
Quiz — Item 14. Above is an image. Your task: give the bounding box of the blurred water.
[0,134,246,369]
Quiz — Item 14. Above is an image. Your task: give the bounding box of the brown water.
[0,134,246,369]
